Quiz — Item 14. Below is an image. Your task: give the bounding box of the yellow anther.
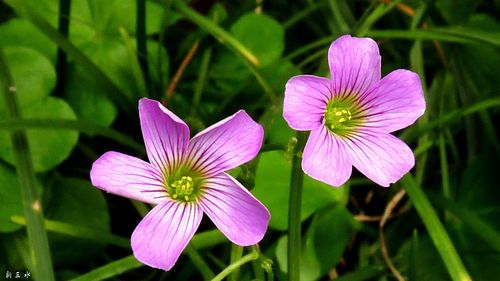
[339,117,346,123]
[335,111,342,116]
[184,195,189,201]
[172,194,178,199]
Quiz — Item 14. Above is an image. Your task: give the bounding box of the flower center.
[170,176,194,201]
[324,105,352,131]
[167,171,203,203]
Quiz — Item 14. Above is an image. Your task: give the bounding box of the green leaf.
[63,64,118,127]
[0,47,55,115]
[0,97,78,172]
[0,19,57,62]
[85,0,164,35]
[44,177,110,266]
[208,49,251,98]
[312,206,360,274]
[0,162,23,232]
[230,13,284,68]
[253,151,347,230]
[78,39,138,98]
[395,235,450,281]
[275,233,321,281]
[64,39,169,126]
[243,59,300,107]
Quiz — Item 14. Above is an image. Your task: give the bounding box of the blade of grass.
[0,118,144,152]
[402,95,500,142]
[401,174,471,281]
[366,28,500,47]
[410,36,429,185]
[0,48,55,281]
[157,0,260,67]
[11,216,131,249]
[185,244,215,280]
[191,47,212,115]
[408,230,419,281]
[69,255,143,281]
[438,133,451,203]
[69,229,225,281]
[327,0,350,33]
[430,194,500,253]
[435,27,500,47]
[4,0,134,117]
[354,0,401,36]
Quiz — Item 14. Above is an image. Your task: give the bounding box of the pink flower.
[90,98,270,270]
[283,35,425,187]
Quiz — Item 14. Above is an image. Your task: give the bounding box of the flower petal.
[283,75,330,130]
[358,69,426,132]
[328,35,381,97]
[131,201,203,271]
[139,98,190,172]
[187,110,263,176]
[344,130,414,187]
[302,126,352,187]
[90,151,166,204]
[198,173,270,246]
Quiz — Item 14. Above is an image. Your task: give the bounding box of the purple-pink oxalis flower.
[283,35,426,187]
[90,98,270,271]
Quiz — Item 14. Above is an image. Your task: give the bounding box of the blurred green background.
[0,0,499,280]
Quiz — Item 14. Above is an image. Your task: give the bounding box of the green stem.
[401,174,471,281]
[167,0,260,66]
[287,132,306,281]
[136,0,150,93]
[0,49,55,281]
[185,244,215,281]
[229,244,243,281]
[211,252,259,281]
